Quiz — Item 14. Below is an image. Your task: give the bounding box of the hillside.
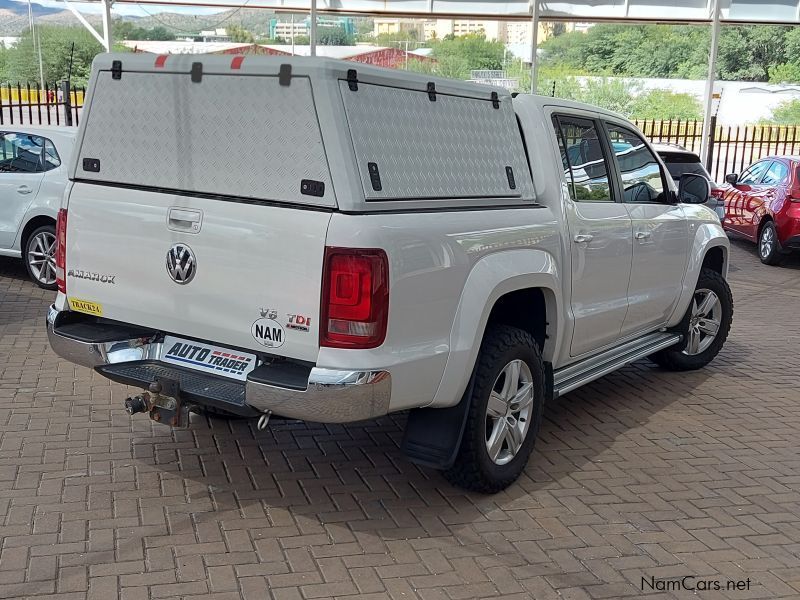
[0,0,278,37]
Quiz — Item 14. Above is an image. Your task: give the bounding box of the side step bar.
[554,331,682,397]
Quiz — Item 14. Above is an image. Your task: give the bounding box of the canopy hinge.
[347,69,358,91]
[111,60,122,80]
[491,91,500,109]
[191,62,202,83]
[427,82,436,101]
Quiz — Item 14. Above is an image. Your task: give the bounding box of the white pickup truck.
[47,55,732,492]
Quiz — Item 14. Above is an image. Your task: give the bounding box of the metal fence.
[0,82,85,128]
[634,118,800,181]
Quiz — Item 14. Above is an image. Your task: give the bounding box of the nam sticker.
[251,309,285,348]
[69,298,103,317]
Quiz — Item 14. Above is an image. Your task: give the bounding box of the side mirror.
[678,173,711,204]
[725,173,739,185]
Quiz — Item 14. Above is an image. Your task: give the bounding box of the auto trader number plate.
[161,335,256,381]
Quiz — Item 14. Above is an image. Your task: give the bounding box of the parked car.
[721,156,800,265]
[653,143,725,220]
[47,55,732,493]
[0,126,75,288]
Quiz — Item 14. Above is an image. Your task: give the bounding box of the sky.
[9,0,227,17]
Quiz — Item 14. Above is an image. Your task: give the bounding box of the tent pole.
[101,0,113,51]
[310,0,317,56]
[701,0,721,163]
[529,0,540,94]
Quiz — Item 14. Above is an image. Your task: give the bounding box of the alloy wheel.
[683,288,722,356]
[760,226,775,259]
[27,231,57,286]
[485,359,534,465]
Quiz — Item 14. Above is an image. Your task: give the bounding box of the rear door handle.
[635,231,651,240]
[167,208,202,233]
[17,185,32,195]
[573,234,593,243]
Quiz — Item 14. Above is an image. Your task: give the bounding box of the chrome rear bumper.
[46,305,391,423]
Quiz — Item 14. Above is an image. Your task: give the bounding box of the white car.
[47,55,732,492]
[0,126,75,289]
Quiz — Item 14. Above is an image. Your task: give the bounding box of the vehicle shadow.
[0,256,55,327]
[118,357,716,564]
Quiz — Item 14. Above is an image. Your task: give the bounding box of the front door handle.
[635,231,652,240]
[17,185,32,195]
[573,234,594,243]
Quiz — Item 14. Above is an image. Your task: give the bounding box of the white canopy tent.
[66,0,800,157]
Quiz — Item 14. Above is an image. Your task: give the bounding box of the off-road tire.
[650,268,733,371]
[443,325,545,494]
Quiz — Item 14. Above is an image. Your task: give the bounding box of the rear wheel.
[758,221,783,266]
[24,224,58,290]
[443,325,545,494]
[650,268,732,371]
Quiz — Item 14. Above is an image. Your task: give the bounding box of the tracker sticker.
[69,298,103,317]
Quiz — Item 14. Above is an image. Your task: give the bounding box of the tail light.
[55,208,67,294]
[320,247,389,349]
[710,188,725,200]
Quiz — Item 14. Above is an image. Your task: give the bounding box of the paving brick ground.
[1,238,799,600]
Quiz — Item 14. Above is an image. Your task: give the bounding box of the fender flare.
[429,248,562,409]
[667,224,729,328]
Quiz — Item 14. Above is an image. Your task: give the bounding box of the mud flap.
[402,361,554,469]
[401,375,476,470]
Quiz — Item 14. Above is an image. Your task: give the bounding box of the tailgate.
[64,182,330,362]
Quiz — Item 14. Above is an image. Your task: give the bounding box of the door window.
[760,161,788,186]
[605,124,667,203]
[552,116,613,202]
[44,139,61,170]
[738,161,770,185]
[0,132,45,173]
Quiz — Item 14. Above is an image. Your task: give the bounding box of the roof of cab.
[515,93,631,123]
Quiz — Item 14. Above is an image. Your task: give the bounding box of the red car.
[721,156,800,265]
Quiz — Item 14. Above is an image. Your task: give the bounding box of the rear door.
[0,132,46,248]
[551,114,633,357]
[65,59,334,363]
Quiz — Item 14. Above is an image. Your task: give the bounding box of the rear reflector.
[55,208,67,294]
[320,247,389,349]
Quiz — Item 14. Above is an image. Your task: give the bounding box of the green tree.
[538,22,794,83]
[765,99,800,125]
[427,33,505,80]
[629,90,701,120]
[316,25,355,46]
[5,25,103,86]
[227,24,255,43]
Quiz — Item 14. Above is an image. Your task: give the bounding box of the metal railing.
[0,82,85,128]
[634,118,800,181]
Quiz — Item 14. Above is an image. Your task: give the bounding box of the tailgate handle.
[168,208,202,233]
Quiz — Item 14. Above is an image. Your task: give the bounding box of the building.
[122,41,434,70]
[261,45,434,69]
[198,29,231,43]
[269,19,308,40]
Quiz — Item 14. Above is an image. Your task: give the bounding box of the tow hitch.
[123,377,190,427]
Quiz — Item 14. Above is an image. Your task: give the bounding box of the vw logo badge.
[166,244,196,285]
